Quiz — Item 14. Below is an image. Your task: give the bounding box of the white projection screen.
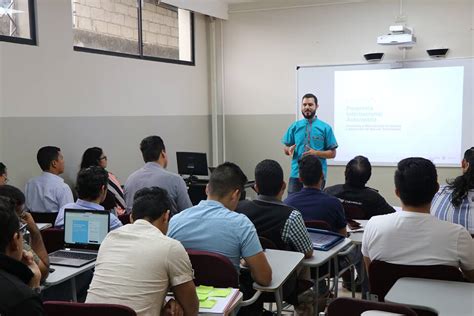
[296,58,474,167]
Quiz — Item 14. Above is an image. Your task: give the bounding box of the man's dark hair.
[448,147,474,207]
[255,159,284,196]
[302,93,318,104]
[345,155,371,188]
[76,166,108,200]
[37,146,61,171]
[132,187,172,222]
[299,155,323,186]
[0,196,20,253]
[80,147,103,169]
[140,136,166,163]
[208,162,248,198]
[0,162,6,176]
[0,185,25,208]
[395,157,438,207]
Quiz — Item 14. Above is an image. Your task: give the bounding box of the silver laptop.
[49,209,110,267]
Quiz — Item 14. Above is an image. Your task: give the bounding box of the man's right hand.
[284,144,296,156]
[22,251,41,289]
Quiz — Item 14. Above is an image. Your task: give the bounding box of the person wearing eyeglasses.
[0,162,8,185]
[0,185,50,282]
[0,196,44,315]
[80,147,126,216]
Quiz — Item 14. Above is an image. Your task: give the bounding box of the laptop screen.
[64,209,110,249]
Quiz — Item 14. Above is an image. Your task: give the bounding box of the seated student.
[0,162,8,185]
[80,147,126,215]
[362,157,474,282]
[168,162,272,316]
[284,155,347,235]
[0,196,44,316]
[236,159,313,258]
[0,185,49,281]
[54,166,122,230]
[25,146,74,213]
[86,187,198,316]
[324,155,395,218]
[124,136,192,214]
[431,147,474,234]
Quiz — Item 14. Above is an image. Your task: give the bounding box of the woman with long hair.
[80,147,126,215]
[431,147,474,234]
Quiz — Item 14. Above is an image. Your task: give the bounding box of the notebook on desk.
[307,228,345,251]
[49,209,110,267]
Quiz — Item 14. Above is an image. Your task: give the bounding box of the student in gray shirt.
[124,136,192,214]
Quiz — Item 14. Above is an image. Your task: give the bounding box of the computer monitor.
[176,152,209,178]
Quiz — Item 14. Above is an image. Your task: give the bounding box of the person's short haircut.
[255,159,284,196]
[131,187,172,222]
[302,93,318,105]
[463,147,474,162]
[80,147,103,169]
[0,162,6,175]
[394,157,438,207]
[76,166,108,200]
[345,155,372,188]
[208,162,248,198]
[140,136,166,163]
[0,185,25,208]
[0,196,19,254]
[299,155,323,186]
[37,146,61,171]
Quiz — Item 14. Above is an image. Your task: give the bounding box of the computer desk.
[385,277,474,316]
[253,249,304,316]
[43,261,95,301]
[302,238,353,314]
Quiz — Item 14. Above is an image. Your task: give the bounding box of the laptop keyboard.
[50,250,97,260]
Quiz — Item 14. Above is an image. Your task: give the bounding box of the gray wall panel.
[1,116,211,190]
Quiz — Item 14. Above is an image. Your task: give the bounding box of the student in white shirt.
[25,146,73,213]
[362,157,474,282]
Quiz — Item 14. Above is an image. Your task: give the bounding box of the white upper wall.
[224,0,474,115]
[0,0,209,117]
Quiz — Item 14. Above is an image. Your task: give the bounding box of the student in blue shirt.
[282,93,338,193]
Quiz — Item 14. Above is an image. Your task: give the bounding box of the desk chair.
[41,228,65,253]
[341,200,366,219]
[118,213,131,225]
[29,211,58,225]
[304,220,332,230]
[259,236,278,250]
[369,260,465,302]
[186,249,239,288]
[43,301,136,316]
[326,297,417,316]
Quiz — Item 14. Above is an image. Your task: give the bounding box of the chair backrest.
[327,297,417,316]
[186,249,239,288]
[369,260,465,301]
[341,200,366,220]
[118,213,131,225]
[29,211,58,225]
[43,301,136,316]
[40,228,65,253]
[304,220,331,231]
[259,236,278,250]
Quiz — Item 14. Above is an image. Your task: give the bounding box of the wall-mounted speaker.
[364,52,384,62]
[426,48,449,58]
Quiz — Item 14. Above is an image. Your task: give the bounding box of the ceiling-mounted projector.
[377,25,416,46]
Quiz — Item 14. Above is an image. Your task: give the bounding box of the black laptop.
[49,209,110,267]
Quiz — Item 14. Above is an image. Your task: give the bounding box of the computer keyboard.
[50,250,97,260]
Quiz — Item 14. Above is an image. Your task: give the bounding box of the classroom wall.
[223,0,474,204]
[0,0,211,189]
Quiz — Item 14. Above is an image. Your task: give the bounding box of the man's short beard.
[302,111,315,119]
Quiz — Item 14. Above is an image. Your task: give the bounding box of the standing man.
[282,93,338,193]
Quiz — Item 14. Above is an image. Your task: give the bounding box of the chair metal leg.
[275,287,283,316]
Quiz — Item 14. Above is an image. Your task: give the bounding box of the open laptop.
[49,209,110,267]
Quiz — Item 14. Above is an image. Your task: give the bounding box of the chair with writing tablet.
[43,301,136,316]
[327,297,417,316]
[186,249,239,288]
